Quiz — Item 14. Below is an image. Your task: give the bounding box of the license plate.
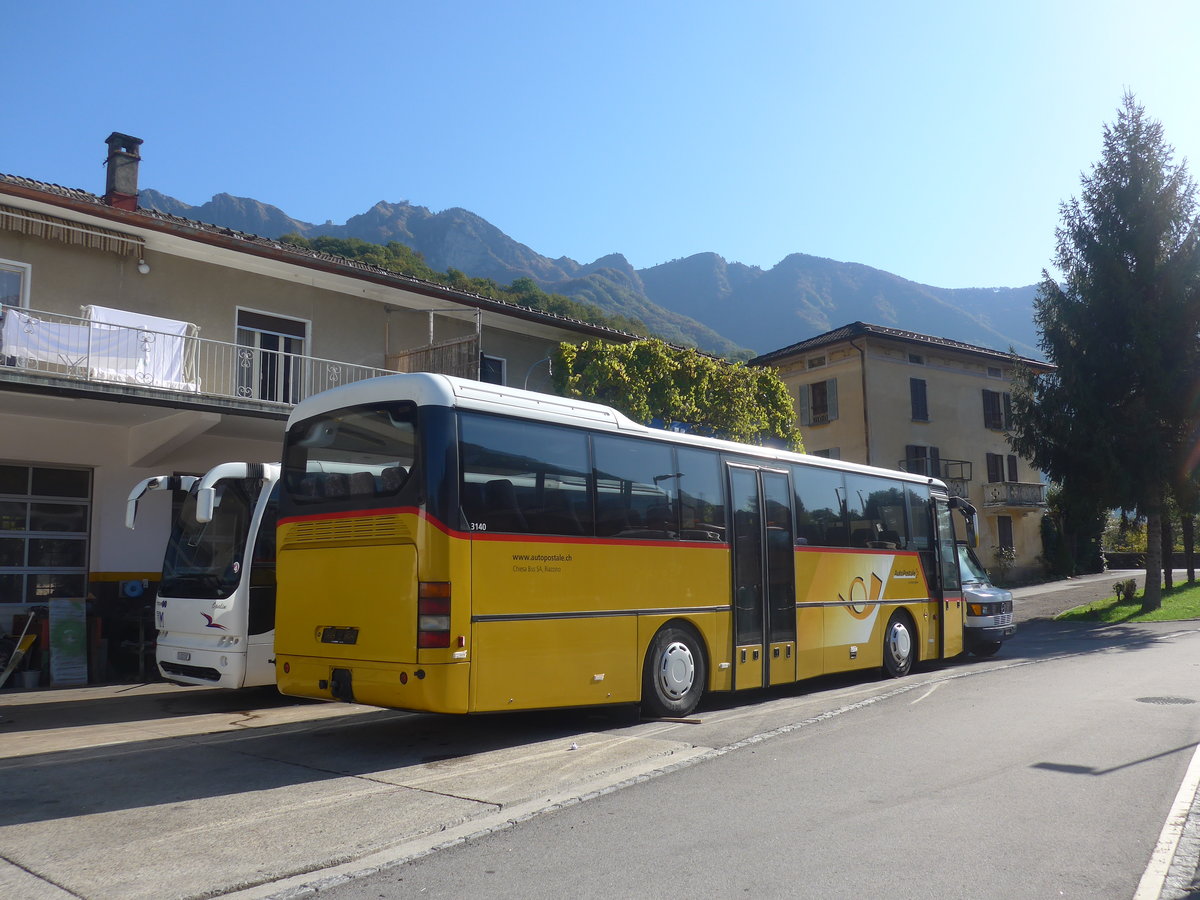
[177,651,192,662]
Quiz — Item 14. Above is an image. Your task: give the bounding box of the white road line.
[910,682,943,705]
[1133,739,1200,900]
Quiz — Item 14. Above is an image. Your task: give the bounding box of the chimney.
[104,132,143,210]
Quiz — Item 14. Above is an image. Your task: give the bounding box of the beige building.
[0,133,634,682]
[751,322,1052,582]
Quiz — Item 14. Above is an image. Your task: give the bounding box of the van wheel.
[968,640,1002,658]
[882,611,915,678]
[642,626,706,718]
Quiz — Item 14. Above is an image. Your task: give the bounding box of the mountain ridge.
[137,189,1041,359]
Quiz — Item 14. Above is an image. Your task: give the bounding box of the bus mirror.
[964,514,978,549]
[948,496,979,548]
[196,487,216,524]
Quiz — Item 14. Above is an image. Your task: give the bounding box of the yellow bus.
[274,373,1006,716]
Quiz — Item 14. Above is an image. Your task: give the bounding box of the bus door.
[245,482,279,685]
[728,465,797,690]
[934,497,964,657]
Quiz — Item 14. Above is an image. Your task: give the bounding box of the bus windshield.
[160,482,256,599]
[283,403,417,504]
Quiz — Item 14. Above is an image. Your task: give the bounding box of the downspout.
[849,337,870,465]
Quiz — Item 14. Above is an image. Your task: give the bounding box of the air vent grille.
[289,515,410,545]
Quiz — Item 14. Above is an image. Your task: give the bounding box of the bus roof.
[286,372,948,491]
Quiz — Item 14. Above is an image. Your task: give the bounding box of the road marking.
[1133,738,1200,900]
[910,682,943,705]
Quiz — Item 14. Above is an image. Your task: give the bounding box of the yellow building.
[751,322,1053,582]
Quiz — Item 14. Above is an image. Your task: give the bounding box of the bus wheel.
[642,625,706,718]
[882,611,914,678]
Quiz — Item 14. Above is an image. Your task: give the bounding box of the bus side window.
[459,412,592,536]
[676,446,724,541]
[792,464,846,547]
[593,435,677,539]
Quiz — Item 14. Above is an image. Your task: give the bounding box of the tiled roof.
[0,174,635,342]
[750,321,1051,370]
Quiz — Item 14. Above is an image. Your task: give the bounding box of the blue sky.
[8,1,1200,289]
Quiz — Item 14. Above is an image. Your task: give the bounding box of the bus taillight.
[418,582,451,648]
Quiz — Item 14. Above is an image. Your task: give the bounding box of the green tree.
[1010,94,1200,611]
[552,339,803,450]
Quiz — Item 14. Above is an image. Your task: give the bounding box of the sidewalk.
[0,681,380,759]
[1010,568,1143,622]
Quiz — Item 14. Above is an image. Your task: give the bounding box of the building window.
[0,258,31,310]
[0,464,91,604]
[799,378,838,426]
[987,366,1003,378]
[985,453,1004,483]
[480,354,506,385]
[807,355,826,369]
[236,310,308,404]
[908,353,925,365]
[910,378,928,421]
[810,448,841,460]
[904,445,940,477]
[997,515,1014,550]
[982,389,1012,430]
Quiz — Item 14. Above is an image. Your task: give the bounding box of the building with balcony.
[751,322,1054,582]
[0,133,637,682]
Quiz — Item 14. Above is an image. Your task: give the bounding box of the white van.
[958,543,1016,656]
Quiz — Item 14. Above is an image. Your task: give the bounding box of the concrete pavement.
[2,571,1198,899]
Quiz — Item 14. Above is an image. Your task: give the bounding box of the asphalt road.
[4,570,1199,899]
[317,616,1200,900]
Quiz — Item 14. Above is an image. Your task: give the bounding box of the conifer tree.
[1010,94,1200,610]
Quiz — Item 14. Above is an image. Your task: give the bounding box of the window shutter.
[982,390,1003,429]
[1003,393,1013,431]
[998,515,1014,550]
[1007,454,1019,483]
[986,453,1004,483]
[905,445,921,472]
[799,384,812,426]
[910,378,928,421]
[826,378,838,421]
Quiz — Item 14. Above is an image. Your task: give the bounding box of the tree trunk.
[1162,515,1174,591]
[1185,514,1195,583]
[1143,508,1163,612]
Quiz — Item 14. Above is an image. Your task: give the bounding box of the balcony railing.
[0,305,395,408]
[982,481,1047,508]
[897,456,972,499]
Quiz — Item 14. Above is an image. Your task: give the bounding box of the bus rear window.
[284,404,417,504]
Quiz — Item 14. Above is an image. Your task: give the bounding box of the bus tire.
[882,610,915,678]
[642,625,706,718]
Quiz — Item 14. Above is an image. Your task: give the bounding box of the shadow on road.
[0,684,316,733]
[996,617,1199,664]
[0,697,641,829]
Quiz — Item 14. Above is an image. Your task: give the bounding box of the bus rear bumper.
[276,655,471,713]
